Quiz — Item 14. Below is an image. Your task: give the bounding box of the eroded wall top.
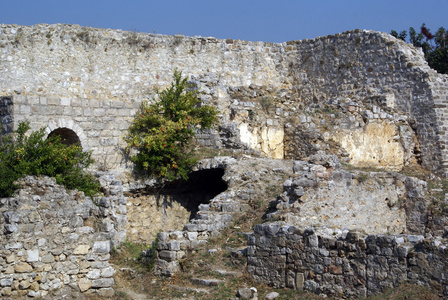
[0,23,287,100]
[0,23,442,102]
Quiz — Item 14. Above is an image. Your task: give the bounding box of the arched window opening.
[48,128,81,146]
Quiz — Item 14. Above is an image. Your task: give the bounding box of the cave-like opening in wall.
[124,168,228,243]
[152,168,228,219]
[48,128,81,146]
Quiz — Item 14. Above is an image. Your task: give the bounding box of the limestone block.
[0,278,13,287]
[331,121,405,171]
[158,251,177,262]
[5,254,16,264]
[1,287,12,296]
[91,278,114,288]
[6,242,23,249]
[78,278,92,292]
[87,269,101,279]
[30,282,40,291]
[265,292,280,300]
[14,262,33,273]
[93,241,110,253]
[47,97,60,106]
[73,245,90,255]
[186,232,198,241]
[101,267,115,278]
[19,279,31,289]
[26,250,39,262]
[41,254,55,263]
[60,97,70,106]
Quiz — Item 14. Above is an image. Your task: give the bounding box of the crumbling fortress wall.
[0,173,127,297]
[1,23,448,297]
[0,24,447,176]
[248,224,448,298]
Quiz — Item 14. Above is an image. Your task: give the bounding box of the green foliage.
[259,96,273,112]
[0,121,100,198]
[125,69,219,180]
[391,24,448,74]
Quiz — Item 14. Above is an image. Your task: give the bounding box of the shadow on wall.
[147,168,228,220]
[48,128,81,146]
[125,168,228,243]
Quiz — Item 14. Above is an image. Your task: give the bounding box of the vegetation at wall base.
[125,69,219,181]
[391,24,448,74]
[0,121,100,198]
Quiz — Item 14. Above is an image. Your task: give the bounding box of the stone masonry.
[1,23,448,297]
[0,24,448,176]
[248,224,448,298]
[0,173,126,297]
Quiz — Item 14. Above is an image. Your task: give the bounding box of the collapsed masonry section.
[0,173,126,298]
[125,168,228,244]
[149,157,252,276]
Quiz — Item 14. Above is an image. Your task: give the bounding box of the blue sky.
[1,0,447,43]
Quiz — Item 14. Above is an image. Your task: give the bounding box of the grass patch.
[110,241,153,271]
[366,282,441,300]
[194,146,234,159]
[341,162,388,173]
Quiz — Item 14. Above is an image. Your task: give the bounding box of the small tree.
[0,121,100,197]
[391,24,448,74]
[125,70,219,180]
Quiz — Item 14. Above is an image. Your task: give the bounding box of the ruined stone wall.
[0,95,139,173]
[282,31,448,174]
[268,155,429,235]
[248,224,448,298]
[0,96,13,135]
[0,174,126,297]
[1,24,448,175]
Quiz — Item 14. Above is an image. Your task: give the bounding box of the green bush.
[125,70,219,180]
[0,121,100,198]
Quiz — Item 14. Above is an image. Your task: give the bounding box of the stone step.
[168,284,209,294]
[210,201,249,212]
[212,269,244,278]
[183,222,230,232]
[190,278,225,287]
[191,213,233,223]
[195,211,233,220]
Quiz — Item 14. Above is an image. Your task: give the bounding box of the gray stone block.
[93,241,111,253]
[91,278,114,288]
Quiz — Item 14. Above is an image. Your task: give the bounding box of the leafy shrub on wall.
[125,70,219,180]
[0,121,100,197]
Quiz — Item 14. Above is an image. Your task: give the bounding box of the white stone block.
[27,249,39,262]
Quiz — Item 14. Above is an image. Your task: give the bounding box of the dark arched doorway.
[48,128,81,146]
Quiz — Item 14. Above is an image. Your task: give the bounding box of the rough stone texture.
[0,173,126,296]
[124,168,228,243]
[248,224,448,298]
[1,24,448,177]
[2,23,448,297]
[125,193,194,243]
[150,156,296,276]
[267,154,429,235]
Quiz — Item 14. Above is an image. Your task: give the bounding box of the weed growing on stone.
[259,96,273,112]
[356,173,370,183]
[0,121,100,197]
